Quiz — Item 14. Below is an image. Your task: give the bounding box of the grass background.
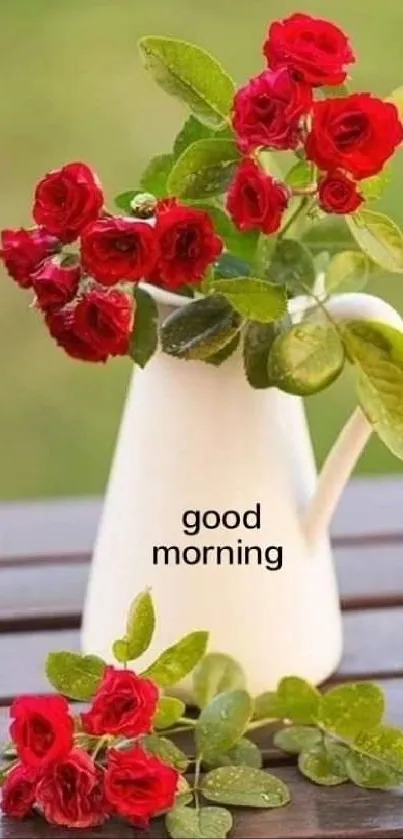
[1,0,403,500]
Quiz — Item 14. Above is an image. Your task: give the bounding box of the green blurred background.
[1,0,403,500]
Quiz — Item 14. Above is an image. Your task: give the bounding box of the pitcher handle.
[300,292,403,546]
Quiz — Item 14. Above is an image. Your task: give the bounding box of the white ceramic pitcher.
[81,287,403,699]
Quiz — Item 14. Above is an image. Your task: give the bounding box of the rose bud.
[264,13,355,87]
[45,307,109,363]
[105,746,179,828]
[130,192,158,219]
[81,666,159,738]
[150,199,222,290]
[0,227,59,289]
[33,161,104,243]
[36,749,108,829]
[232,67,312,154]
[32,255,81,311]
[10,695,73,770]
[305,94,403,180]
[74,289,134,358]
[318,170,363,215]
[80,217,159,285]
[227,158,289,234]
[1,765,37,819]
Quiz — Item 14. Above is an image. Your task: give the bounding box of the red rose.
[264,13,355,87]
[45,306,109,363]
[0,227,59,288]
[32,256,81,311]
[81,217,159,285]
[318,170,363,214]
[105,745,178,827]
[226,158,289,234]
[74,289,133,358]
[305,94,403,180]
[33,162,104,243]
[232,68,312,154]
[10,695,73,770]
[81,666,159,737]
[36,749,107,829]
[1,765,36,819]
[151,199,222,290]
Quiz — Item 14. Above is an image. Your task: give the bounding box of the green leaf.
[346,210,403,274]
[112,589,156,663]
[153,696,186,729]
[203,738,262,770]
[115,189,142,213]
[160,296,241,361]
[325,250,370,294]
[214,253,250,279]
[129,287,159,369]
[176,776,194,807]
[267,322,345,396]
[193,652,246,709]
[360,169,389,203]
[285,160,315,190]
[205,277,287,323]
[174,115,215,159]
[138,36,235,128]
[166,805,233,839]
[0,769,7,787]
[141,734,189,772]
[243,317,291,389]
[342,320,403,460]
[318,682,384,740]
[276,677,320,725]
[143,630,208,687]
[202,766,290,808]
[196,690,252,761]
[193,204,258,263]
[298,744,349,786]
[253,691,280,721]
[274,726,322,755]
[46,652,105,701]
[353,725,403,774]
[205,332,240,366]
[140,153,173,198]
[1,742,16,761]
[346,751,403,790]
[168,139,240,200]
[268,239,316,292]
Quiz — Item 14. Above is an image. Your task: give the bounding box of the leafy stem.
[194,757,202,812]
[278,196,310,240]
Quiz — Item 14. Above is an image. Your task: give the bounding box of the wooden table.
[1,477,403,838]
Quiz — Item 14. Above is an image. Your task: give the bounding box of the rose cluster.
[1,667,179,828]
[227,12,403,231]
[0,164,222,362]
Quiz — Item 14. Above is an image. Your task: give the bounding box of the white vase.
[81,291,403,699]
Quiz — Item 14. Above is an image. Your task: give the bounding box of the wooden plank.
[0,478,402,564]
[2,609,403,705]
[337,542,403,609]
[2,541,403,631]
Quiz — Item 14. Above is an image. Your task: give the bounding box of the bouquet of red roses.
[2,12,403,447]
